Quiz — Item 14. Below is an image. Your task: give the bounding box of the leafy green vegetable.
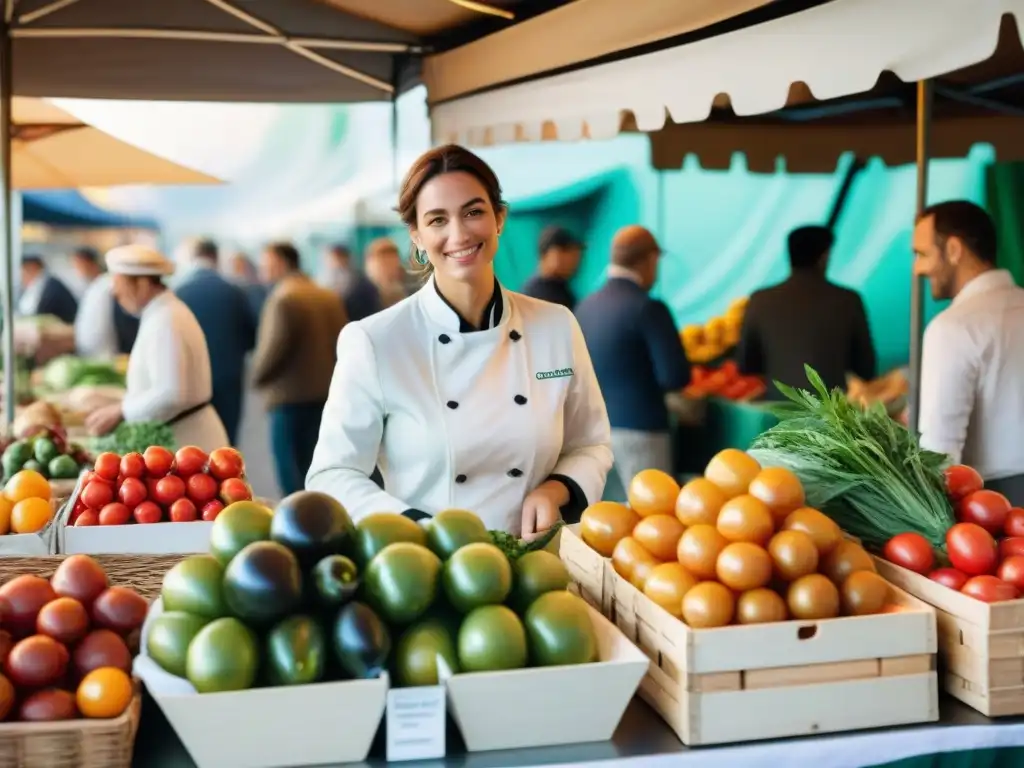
[748,365,954,551]
[490,521,565,560]
[85,421,176,456]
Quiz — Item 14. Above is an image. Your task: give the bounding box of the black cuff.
[548,474,587,524]
[402,508,432,522]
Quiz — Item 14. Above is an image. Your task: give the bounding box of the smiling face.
[912,214,957,300]
[410,171,505,289]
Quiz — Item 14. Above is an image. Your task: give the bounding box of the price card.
[385,685,446,762]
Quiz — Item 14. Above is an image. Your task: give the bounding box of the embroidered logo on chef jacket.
[535,367,575,380]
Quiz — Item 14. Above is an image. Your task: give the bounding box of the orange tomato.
[612,537,661,591]
[633,514,685,561]
[787,574,840,620]
[677,524,729,580]
[675,478,728,527]
[11,497,52,534]
[4,470,50,504]
[715,542,772,592]
[643,562,698,617]
[76,667,133,718]
[840,571,890,616]
[781,507,842,556]
[704,449,761,498]
[821,540,876,585]
[748,467,806,524]
[716,495,774,545]
[736,588,788,625]
[580,501,639,557]
[0,673,12,720]
[767,529,819,582]
[628,469,680,517]
[682,581,735,628]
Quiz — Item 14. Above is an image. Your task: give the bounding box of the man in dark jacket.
[175,238,257,445]
[521,226,583,310]
[576,226,690,499]
[737,225,876,399]
[18,255,77,324]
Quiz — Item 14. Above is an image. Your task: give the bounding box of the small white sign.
[385,685,447,762]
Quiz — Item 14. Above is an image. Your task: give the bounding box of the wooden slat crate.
[560,525,940,745]
[874,556,1024,716]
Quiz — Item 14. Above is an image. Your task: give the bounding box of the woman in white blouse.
[306,145,613,539]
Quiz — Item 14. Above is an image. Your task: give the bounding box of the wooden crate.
[560,526,939,745]
[874,556,1024,716]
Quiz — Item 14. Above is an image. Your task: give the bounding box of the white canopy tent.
[426,0,1024,429]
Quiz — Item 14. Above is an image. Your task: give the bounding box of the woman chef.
[84,244,229,453]
[306,145,613,539]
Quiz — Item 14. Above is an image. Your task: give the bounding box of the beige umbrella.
[11,97,221,188]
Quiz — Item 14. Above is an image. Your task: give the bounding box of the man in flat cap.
[85,244,229,453]
[521,226,583,310]
[737,224,876,398]
[576,225,690,498]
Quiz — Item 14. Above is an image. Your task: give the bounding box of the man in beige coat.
[253,241,347,495]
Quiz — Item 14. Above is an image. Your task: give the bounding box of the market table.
[130,688,1024,768]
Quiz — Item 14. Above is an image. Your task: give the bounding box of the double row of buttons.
[440,328,528,486]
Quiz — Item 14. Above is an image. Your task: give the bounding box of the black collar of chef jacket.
[432,277,503,333]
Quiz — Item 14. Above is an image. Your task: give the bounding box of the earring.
[414,249,428,266]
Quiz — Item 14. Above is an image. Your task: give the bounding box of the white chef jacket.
[306,279,614,534]
[74,274,118,359]
[122,291,228,453]
[919,269,1024,479]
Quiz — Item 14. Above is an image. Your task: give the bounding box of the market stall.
[427,0,1024,432]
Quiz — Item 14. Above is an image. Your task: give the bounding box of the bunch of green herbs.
[748,365,954,550]
[490,520,565,560]
[85,421,176,457]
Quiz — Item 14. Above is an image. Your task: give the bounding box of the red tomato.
[119,452,146,479]
[80,480,114,511]
[946,523,998,576]
[93,452,121,482]
[146,477,161,499]
[961,575,1019,603]
[219,477,252,504]
[945,464,984,501]
[928,567,969,591]
[133,501,162,524]
[1001,537,1024,560]
[169,498,198,523]
[117,477,147,510]
[997,556,1024,591]
[186,473,218,504]
[98,503,131,526]
[174,446,208,477]
[153,475,186,506]
[143,446,174,477]
[1005,509,1024,538]
[74,510,99,527]
[883,532,935,574]
[208,448,244,481]
[201,500,225,522]
[957,490,1012,536]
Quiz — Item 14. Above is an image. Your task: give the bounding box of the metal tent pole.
[907,79,933,435]
[0,18,13,430]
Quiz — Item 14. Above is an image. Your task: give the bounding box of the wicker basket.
[0,690,141,768]
[0,554,186,600]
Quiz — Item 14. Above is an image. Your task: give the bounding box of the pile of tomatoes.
[882,464,1024,603]
[580,449,893,628]
[69,446,251,527]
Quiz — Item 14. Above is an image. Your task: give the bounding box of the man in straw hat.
[85,244,229,453]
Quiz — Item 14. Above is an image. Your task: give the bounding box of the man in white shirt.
[913,200,1024,479]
